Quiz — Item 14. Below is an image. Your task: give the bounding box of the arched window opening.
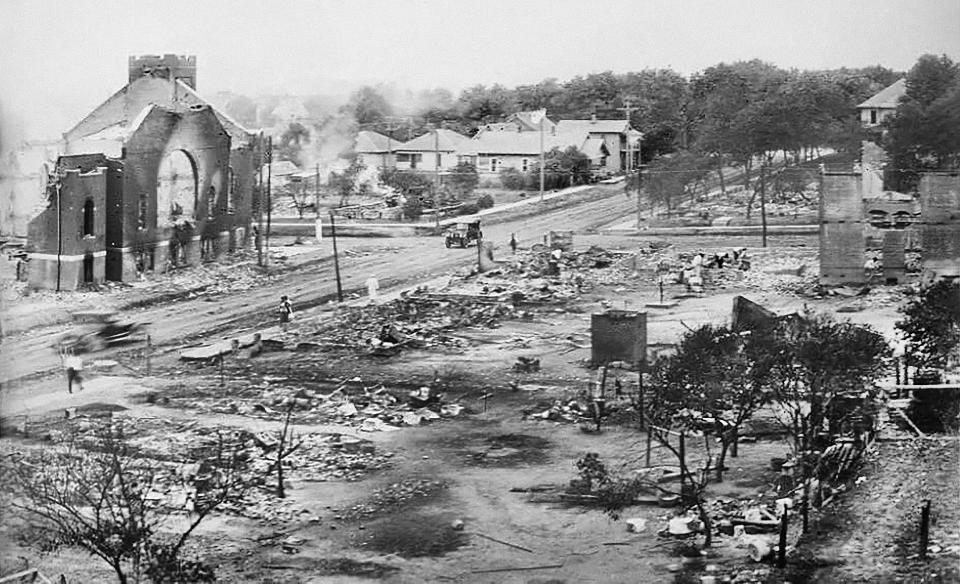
[138,193,148,229]
[227,167,237,214]
[157,150,198,228]
[82,199,95,236]
[207,186,217,219]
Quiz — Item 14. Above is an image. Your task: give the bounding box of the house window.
[870,110,877,124]
[227,167,237,214]
[138,194,148,229]
[206,186,216,218]
[521,158,529,172]
[82,199,95,236]
[490,158,499,173]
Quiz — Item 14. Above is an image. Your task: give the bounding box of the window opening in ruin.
[200,236,215,261]
[157,149,198,228]
[82,254,94,283]
[82,199,95,236]
[207,186,216,219]
[138,194,148,229]
[227,167,237,214]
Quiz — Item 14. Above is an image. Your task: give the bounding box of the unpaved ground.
[789,439,960,584]
[2,228,933,583]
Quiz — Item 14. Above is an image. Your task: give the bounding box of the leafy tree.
[475,193,494,209]
[277,122,310,165]
[328,158,370,207]
[5,422,252,584]
[499,167,526,190]
[344,86,394,125]
[446,161,479,200]
[457,84,516,123]
[651,325,772,482]
[757,313,891,455]
[884,55,960,190]
[896,280,960,371]
[644,151,713,212]
[534,146,592,189]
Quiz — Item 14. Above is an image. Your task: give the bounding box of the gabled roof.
[63,75,254,147]
[465,132,546,156]
[508,111,557,132]
[555,119,633,135]
[857,78,907,109]
[396,128,471,152]
[356,130,394,153]
[581,138,610,160]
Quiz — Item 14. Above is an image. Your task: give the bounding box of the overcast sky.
[2,0,958,142]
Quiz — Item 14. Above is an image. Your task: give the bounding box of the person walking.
[278,295,294,328]
[509,233,518,254]
[65,353,84,393]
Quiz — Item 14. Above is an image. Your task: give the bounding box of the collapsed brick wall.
[819,173,866,285]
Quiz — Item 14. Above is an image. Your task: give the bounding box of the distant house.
[266,160,301,190]
[474,111,558,137]
[355,130,396,170]
[464,115,640,178]
[394,129,472,172]
[857,78,906,127]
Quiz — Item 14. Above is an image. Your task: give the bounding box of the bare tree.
[269,404,305,499]
[5,422,252,584]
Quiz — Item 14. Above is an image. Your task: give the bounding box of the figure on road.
[278,295,294,328]
[65,354,84,393]
[509,233,518,254]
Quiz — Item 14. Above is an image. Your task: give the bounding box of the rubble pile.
[176,378,464,430]
[301,294,517,352]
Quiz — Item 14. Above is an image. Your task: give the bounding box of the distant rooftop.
[857,78,907,109]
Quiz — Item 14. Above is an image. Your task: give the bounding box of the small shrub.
[476,194,494,209]
[458,203,479,216]
[499,168,526,190]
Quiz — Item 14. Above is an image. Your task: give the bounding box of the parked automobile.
[57,312,150,354]
[443,220,482,248]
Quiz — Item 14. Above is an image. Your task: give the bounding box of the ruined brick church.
[27,55,262,290]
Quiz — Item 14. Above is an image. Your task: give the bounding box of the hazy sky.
[2,0,959,142]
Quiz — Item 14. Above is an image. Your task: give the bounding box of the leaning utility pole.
[329,211,343,302]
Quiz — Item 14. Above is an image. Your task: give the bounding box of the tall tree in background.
[344,86,394,125]
[884,54,960,190]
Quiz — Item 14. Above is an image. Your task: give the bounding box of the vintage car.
[443,220,482,248]
[57,312,150,354]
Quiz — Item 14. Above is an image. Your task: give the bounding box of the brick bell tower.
[128,54,197,89]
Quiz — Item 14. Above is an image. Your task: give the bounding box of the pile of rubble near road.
[180,378,465,430]
[298,293,517,354]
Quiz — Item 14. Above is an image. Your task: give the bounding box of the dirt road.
[0,184,637,386]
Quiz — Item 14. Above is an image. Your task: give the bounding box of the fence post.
[777,508,789,568]
[920,500,931,559]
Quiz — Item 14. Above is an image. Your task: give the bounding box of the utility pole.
[760,164,768,248]
[617,99,644,228]
[539,113,545,203]
[314,163,320,215]
[433,126,441,229]
[256,132,265,267]
[55,170,62,292]
[265,136,273,266]
[329,211,343,302]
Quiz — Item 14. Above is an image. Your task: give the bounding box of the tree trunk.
[276,457,285,498]
[716,439,728,482]
[113,562,128,584]
[730,427,739,458]
[742,158,752,191]
[716,157,726,195]
[697,499,713,547]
